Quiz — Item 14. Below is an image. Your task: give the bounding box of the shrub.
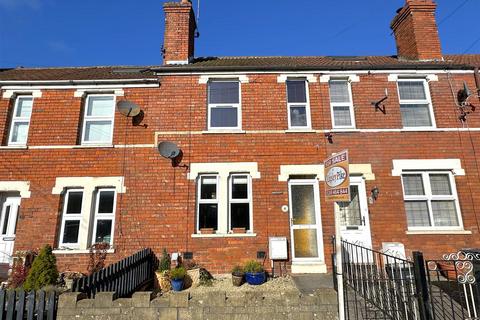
[87,242,109,275]
[170,266,186,280]
[158,249,171,272]
[8,262,28,289]
[199,268,213,286]
[23,245,59,291]
[231,265,244,275]
[243,260,263,273]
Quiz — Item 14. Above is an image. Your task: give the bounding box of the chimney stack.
[162,0,196,65]
[390,0,442,61]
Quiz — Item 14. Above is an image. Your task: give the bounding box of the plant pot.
[171,278,184,291]
[245,272,265,285]
[232,273,244,286]
[155,271,171,292]
[200,228,215,234]
[232,227,246,234]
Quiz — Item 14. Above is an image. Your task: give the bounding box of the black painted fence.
[0,289,57,320]
[73,248,158,299]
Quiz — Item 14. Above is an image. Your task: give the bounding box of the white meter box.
[269,237,288,260]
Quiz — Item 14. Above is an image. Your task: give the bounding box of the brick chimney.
[162,0,196,65]
[390,0,442,61]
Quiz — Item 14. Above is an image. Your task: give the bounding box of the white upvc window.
[397,79,435,128]
[81,94,115,144]
[8,96,33,145]
[329,79,355,128]
[286,79,311,129]
[196,175,219,231]
[207,80,241,130]
[59,189,84,248]
[228,174,253,232]
[92,188,117,245]
[401,171,463,230]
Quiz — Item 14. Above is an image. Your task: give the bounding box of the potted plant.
[231,265,244,286]
[243,260,265,285]
[170,266,186,291]
[155,249,171,292]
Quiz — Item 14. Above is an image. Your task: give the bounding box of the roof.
[0,55,479,81]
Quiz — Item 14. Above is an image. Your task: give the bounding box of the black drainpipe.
[475,67,480,100]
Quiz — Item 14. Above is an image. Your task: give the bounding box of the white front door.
[0,196,20,265]
[336,176,372,248]
[288,179,324,265]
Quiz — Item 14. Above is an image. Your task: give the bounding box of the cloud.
[0,0,41,10]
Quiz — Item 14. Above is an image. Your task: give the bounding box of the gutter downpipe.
[475,67,480,101]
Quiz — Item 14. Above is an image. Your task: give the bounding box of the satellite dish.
[117,100,141,117]
[158,141,181,159]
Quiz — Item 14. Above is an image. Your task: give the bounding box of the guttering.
[0,78,159,86]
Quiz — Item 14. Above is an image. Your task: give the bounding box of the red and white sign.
[324,150,350,202]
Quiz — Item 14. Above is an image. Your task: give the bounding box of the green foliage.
[243,260,264,273]
[169,266,186,280]
[23,245,59,291]
[158,249,171,272]
[199,268,213,286]
[231,265,244,275]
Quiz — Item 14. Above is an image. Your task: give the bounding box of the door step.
[291,263,327,274]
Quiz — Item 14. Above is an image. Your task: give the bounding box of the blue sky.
[0,0,478,68]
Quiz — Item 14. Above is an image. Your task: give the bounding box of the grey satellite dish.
[158,141,181,159]
[117,100,141,117]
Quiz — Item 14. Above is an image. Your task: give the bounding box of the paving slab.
[291,273,334,294]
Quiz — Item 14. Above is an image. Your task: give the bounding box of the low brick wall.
[57,290,339,320]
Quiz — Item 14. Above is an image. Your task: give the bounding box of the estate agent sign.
[324,150,350,202]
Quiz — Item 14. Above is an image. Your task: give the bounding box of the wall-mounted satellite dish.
[158,141,181,159]
[117,100,141,117]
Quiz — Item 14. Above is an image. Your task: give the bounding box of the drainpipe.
[475,67,480,101]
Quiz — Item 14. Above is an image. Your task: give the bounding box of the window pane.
[2,206,10,235]
[200,177,217,199]
[432,201,459,227]
[62,220,80,244]
[398,81,426,100]
[16,97,33,117]
[402,175,425,196]
[400,104,432,127]
[87,96,114,116]
[291,185,316,225]
[210,107,238,128]
[231,203,250,229]
[66,191,83,214]
[333,106,352,127]
[98,191,115,214]
[405,201,430,227]
[10,122,29,143]
[290,106,307,127]
[338,185,361,226]
[208,81,239,104]
[199,204,218,230]
[232,176,248,199]
[95,219,113,244]
[329,81,350,103]
[293,229,318,258]
[286,80,307,103]
[429,174,452,195]
[84,121,112,142]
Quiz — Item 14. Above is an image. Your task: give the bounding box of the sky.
[0,0,479,68]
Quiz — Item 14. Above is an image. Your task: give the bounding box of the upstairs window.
[397,80,435,128]
[229,174,252,232]
[8,96,33,145]
[401,172,462,229]
[59,189,84,247]
[286,79,311,129]
[197,175,219,231]
[207,80,241,130]
[82,94,115,144]
[329,80,355,128]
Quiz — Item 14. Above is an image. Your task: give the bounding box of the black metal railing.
[73,248,158,298]
[0,289,57,320]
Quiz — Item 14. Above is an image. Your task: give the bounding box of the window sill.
[406,230,472,235]
[401,127,437,132]
[0,145,28,150]
[284,129,316,133]
[330,128,360,133]
[191,233,257,238]
[73,144,114,149]
[53,248,115,254]
[202,130,246,134]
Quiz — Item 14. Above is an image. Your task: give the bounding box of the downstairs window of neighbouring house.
[401,172,462,230]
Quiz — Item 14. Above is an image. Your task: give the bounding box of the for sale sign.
[324,150,350,202]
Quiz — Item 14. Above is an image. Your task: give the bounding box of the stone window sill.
[73,144,114,149]
[202,130,246,135]
[0,145,28,150]
[405,230,472,235]
[191,233,256,238]
[284,129,316,133]
[53,249,115,254]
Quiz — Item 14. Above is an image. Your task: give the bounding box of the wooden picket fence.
[0,289,57,320]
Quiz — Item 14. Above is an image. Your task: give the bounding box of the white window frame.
[397,78,436,129]
[81,94,116,145]
[92,188,117,246]
[207,80,242,131]
[329,79,356,129]
[196,174,220,232]
[228,174,253,232]
[286,79,312,130]
[401,171,463,231]
[58,189,84,248]
[8,95,34,146]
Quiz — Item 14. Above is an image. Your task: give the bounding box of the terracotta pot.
[200,228,215,234]
[232,227,246,234]
[232,273,244,286]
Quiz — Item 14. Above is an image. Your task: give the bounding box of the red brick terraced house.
[0,0,480,276]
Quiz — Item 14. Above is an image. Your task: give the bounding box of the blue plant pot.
[245,272,265,285]
[171,278,184,291]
